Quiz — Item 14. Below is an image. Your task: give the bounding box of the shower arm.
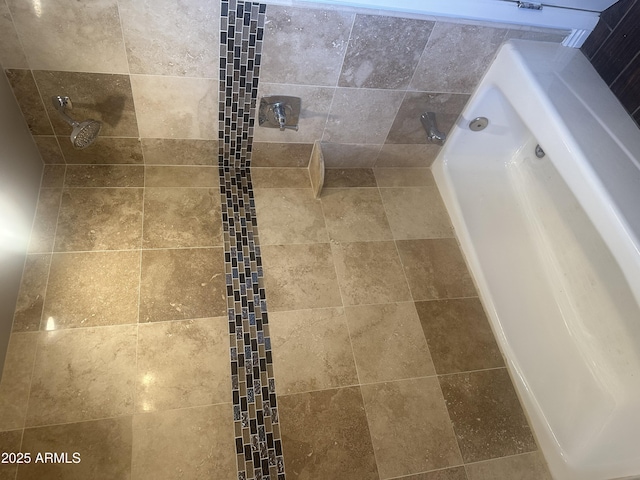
[52,96,80,127]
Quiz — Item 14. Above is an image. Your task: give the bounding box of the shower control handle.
[272,103,287,130]
[272,103,298,131]
[259,96,301,132]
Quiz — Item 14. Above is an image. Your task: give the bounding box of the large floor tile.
[374,144,439,168]
[27,188,61,254]
[380,187,453,239]
[320,143,382,168]
[251,142,313,168]
[338,15,433,90]
[331,241,411,305]
[64,165,144,188]
[321,188,393,242]
[142,187,222,248]
[254,188,328,245]
[4,69,52,135]
[392,467,468,480]
[59,137,143,165]
[260,6,353,86]
[144,166,217,187]
[130,75,217,139]
[41,164,65,188]
[409,23,505,94]
[396,239,476,301]
[26,325,137,427]
[141,138,217,166]
[465,451,552,480]
[323,168,377,188]
[43,251,140,329]
[17,417,132,480]
[439,369,537,463]
[323,88,405,144]
[34,70,137,136]
[279,387,379,479]
[261,243,342,311]
[0,430,22,479]
[54,188,143,251]
[255,83,334,144]
[12,254,50,332]
[139,247,226,322]
[373,168,435,187]
[0,333,38,431]
[270,307,358,394]
[415,298,504,374]
[132,404,236,480]
[251,168,311,188]
[386,92,469,144]
[345,302,435,383]
[136,318,230,412]
[118,0,218,77]
[361,377,462,479]
[33,136,65,165]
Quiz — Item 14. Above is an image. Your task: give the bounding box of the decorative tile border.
[219,2,286,479]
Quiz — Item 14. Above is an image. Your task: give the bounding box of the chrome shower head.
[71,120,101,149]
[51,96,102,149]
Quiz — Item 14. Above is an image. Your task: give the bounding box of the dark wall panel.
[582,0,640,128]
[611,52,640,113]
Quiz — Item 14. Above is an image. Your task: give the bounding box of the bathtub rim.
[433,39,640,480]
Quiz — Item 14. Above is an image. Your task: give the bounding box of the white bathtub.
[432,40,640,480]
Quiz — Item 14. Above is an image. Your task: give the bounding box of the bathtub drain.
[469,117,489,131]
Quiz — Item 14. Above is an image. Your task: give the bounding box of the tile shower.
[0,0,570,479]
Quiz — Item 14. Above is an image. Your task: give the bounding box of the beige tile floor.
[0,164,553,480]
[254,166,552,480]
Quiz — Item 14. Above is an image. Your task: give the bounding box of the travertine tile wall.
[1,0,567,167]
[253,5,568,167]
[1,0,219,166]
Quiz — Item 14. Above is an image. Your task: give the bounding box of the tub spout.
[420,112,447,146]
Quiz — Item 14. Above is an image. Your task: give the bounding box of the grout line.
[391,236,414,303]
[28,73,60,152]
[432,368,467,469]
[46,245,225,255]
[3,0,29,70]
[608,48,640,90]
[127,71,219,81]
[18,400,235,433]
[9,317,228,337]
[406,19,437,91]
[589,0,637,62]
[112,0,141,163]
[385,463,466,479]
[315,12,356,144]
[334,12,356,90]
[131,161,145,428]
[352,383,384,480]
[36,164,68,329]
[462,449,542,469]
[256,79,473,97]
[318,13,356,142]
[436,366,507,378]
[275,382,363,399]
[20,329,43,455]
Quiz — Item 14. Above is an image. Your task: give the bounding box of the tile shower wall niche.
[218,2,286,479]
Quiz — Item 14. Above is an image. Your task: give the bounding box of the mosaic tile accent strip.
[219,3,286,480]
[220,0,263,170]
